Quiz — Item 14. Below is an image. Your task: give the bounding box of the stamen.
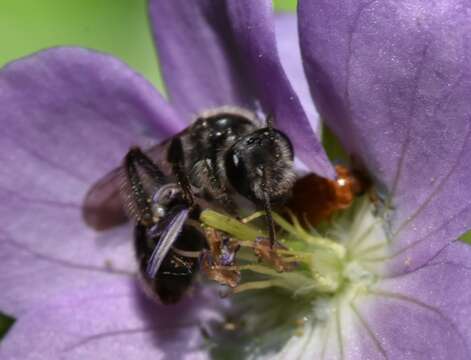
[203,195,391,358]
[200,210,263,241]
[233,279,288,293]
[200,208,348,297]
[242,210,345,258]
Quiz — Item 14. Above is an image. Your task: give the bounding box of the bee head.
[225,127,295,204]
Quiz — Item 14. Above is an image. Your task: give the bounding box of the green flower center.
[200,196,389,359]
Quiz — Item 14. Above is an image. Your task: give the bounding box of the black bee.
[83,107,295,303]
[121,149,206,304]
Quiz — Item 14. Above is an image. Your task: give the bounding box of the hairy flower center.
[200,195,389,358]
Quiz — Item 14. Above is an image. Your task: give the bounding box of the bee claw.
[253,237,295,272]
[200,247,241,288]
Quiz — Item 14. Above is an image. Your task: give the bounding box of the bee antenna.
[266,113,274,134]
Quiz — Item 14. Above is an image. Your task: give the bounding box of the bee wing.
[82,142,171,231]
[120,147,168,225]
[82,166,127,230]
[146,207,190,278]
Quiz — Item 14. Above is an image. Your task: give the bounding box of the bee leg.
[168,137,195,206]
[123,147,166,225]
[201,227,241,288]
[261,167,276,247]
[200,157,238,215]
[253,237,295,272]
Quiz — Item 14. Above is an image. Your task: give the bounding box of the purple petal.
[349,241,471,359]
[149,0,333,177]
[0,47,179,315]
[226,1,334,177]
[148,0,255,119]
[0,278,225,359]
[82,166,128,230]
[299,0,471,272]
[275,13,320,133]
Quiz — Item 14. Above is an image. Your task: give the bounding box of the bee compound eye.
[224,147,255,200]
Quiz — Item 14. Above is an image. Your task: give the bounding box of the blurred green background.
[0,0,297,92]
[0,0,164,91]
[0,0,297,340]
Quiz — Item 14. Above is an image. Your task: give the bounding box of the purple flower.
[0,1,470,360]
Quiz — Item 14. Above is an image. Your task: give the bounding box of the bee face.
[224,128,295,203]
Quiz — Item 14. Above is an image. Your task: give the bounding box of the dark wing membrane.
[146,207,190,278]
[82,166,128,230]
[82,142,171,231]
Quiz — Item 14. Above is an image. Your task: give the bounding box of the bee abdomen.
[134,223,206,304]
